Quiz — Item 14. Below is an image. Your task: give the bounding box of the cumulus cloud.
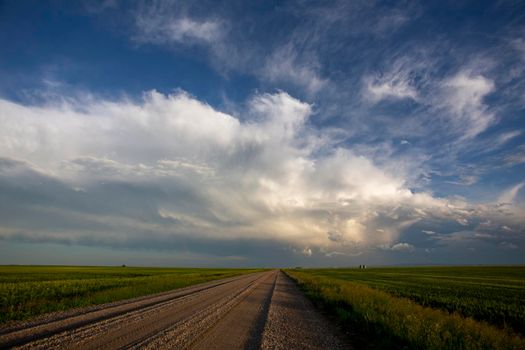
[0,90,523,260]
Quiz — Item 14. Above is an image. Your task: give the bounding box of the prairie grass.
[295,266,525,334]
[0,266,259,324]
[286,269,525,350]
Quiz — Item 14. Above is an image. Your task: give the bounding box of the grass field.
[286,266,525,350]
[0,265,260,324]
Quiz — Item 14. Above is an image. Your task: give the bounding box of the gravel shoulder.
[261,271,350,350]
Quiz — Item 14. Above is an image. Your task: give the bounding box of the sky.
[0,0,524,267]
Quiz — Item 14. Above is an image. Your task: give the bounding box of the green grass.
[286,267,525,350]
[0,265,260,324]
[291,266,525,333]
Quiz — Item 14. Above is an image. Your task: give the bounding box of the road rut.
[0,270,348,350]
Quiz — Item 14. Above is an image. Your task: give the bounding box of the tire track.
[130,271,277,350]
[1,270,348,350]
[0,272,267,349]
[187,270,277,350]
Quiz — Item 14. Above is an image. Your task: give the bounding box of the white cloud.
[262,45,328,95]
[83,0,119,14]
[498,182,525,204]
[133,1,225,45]
[302,247,313,256]
[363,59,419,103]
[496,130,522,145]
[141,17,223,44]
[0,90,240,167]
[391,242,415,251]
[364,77,418,102]
[0,90,524,257]
[373,12,410,35]
[500,241,518,250]
[380,242,415,252]
[505,145,525,166]
[440,72,495,138]
[512,37,525,62]
[130,2,332,95]
[457,218,469,226]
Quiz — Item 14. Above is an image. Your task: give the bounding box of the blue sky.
[0,0,524,267]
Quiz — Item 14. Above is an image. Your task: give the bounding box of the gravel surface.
[0,272,265,349]
[189,271,277,350]
[0,270,349,350]
[261,272,350,350]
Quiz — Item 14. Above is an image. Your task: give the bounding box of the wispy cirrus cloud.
[363,73,418,103]
[262,45,328,95]
[362,58,421,103]
[498,182,525,204]
[133,1,226,46]
[135,16,224,44]
[504,144,525,166]
[439,71,495,139]
[511,36,525,62]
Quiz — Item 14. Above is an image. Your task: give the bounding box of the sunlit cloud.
[1,88,523,261]
[0,1,524,265]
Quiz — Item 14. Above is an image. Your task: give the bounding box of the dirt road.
[0,270,348,350]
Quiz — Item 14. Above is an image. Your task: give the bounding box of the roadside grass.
[0,266,260,324]
[293,266,525,335]
[286,269,525,350]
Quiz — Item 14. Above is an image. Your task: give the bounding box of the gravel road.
[0,270,349,350]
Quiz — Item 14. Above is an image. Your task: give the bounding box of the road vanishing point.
[0,270,349,349]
